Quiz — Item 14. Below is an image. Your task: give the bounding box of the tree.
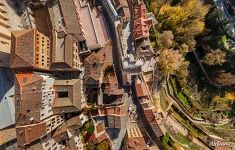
[176,61,189,86]
[203,49,226,66]
[96,140,109,150]
[158,49,185,76]
[179,43,189,54]
[155,0,209,50]
[157,30,174,50]
[213,71,235,86]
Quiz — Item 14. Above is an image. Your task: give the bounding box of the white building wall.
[45,115,65,134]
[74,134,83,150]
[41,133,65,150]
[40,75,55,120]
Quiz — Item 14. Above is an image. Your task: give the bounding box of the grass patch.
[170,77,191,108]
[178,92,190,108]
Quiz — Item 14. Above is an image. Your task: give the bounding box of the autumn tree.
[96,140,109,150]
[157,30,174,50]
[176,61,190,86]
[203,49,226,66]
[158,49,185,76]
[155,0,209,50]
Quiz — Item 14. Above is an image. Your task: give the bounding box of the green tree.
[83,121,95,134]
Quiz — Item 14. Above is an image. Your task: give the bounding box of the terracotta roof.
[96,123,105,134]
[16,122,47,146]
[88,133,96,142]
[101,105,126,116]
[52,122,67,141]
[50,34,78,70]
[135,83,148,97]
[103,75,124,96]
[15,73,44,125]
[143,109,155,123]
[66,116,82,128]
[127,137,148,150]
[84,41,113,82]
[151,121,163,138]
[143,109,163,137]
[10,29,35,68]
[59,0,82,36]
[95,132,107,144]
[134,4,147,20]
[52,116,82,141]
[126,127,147,149]
[53,79,82,113]
[134,4,153,40]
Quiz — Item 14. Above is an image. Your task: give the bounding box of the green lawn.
[178,92,191,108]
[169,77,191,108]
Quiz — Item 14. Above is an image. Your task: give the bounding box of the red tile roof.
[135,83,148,97]
[10,29,36,69]
[16,122,47,146]
[127,137,148,150]
[134,4,153,40]
[15,73,44,125]
[95,132,107,144]
[103,75,124,96]
[84,41,113,82]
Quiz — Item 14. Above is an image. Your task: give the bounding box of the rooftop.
[15,72,44,125]
[53,79,84,113]
[84,41,113,81]
[126,127,148,150]
[135,83,148,97]
[16,122,47,146]
[58,0,82,36]
[134,4,153,40]
[73,0,109,50]
[103,74,124,96]
[99,104,127,116]
[10,29,35,69]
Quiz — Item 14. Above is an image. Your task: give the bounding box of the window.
[57,92,68,98]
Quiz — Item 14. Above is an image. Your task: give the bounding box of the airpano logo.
[209,141,231,147]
